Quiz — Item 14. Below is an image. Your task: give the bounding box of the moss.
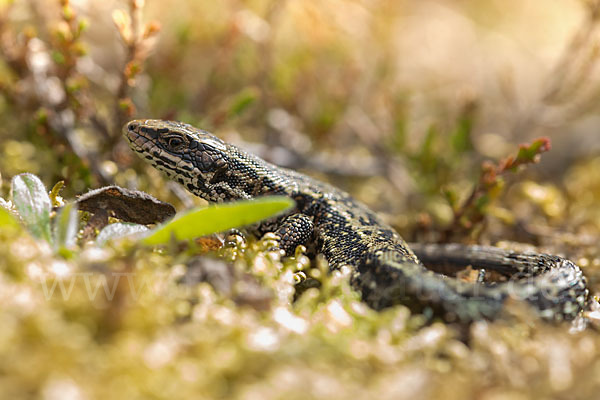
[1,1,600,398]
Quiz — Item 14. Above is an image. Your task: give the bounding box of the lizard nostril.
[128,122,138,132]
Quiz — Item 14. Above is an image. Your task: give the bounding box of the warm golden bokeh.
[1,1,600,399]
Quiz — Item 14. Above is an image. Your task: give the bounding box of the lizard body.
[124,119,588,322]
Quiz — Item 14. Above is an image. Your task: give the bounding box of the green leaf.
[392,118,406,152]
[442,186,458,209]
[143,196,295,246]
[450,117,473,154]
[97,222,149,246]
[11,173,52,243]
[51,50,65,65]
[228,87,259,118]
[0,204,20,229]
[53,203,78,251]
[516,137,551,163]
[475,193,490,212]
[417,125,439,173]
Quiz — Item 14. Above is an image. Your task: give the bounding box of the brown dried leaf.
[77,185,175,225]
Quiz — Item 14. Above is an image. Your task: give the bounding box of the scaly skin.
[123,119,588,323]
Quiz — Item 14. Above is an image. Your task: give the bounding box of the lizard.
[123,119,588,323]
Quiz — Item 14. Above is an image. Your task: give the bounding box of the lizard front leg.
[273,213,314,256]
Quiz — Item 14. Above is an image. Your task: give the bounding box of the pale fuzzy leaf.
[96,222,149,246]
[11,173,52,243]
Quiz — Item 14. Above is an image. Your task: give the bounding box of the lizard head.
[123,119,249,202]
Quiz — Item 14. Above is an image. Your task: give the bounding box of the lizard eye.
[166,136,184,150]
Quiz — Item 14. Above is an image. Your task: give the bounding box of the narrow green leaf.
[442,186,458,209]
[143,196,295,246]
[475,194,490,212]
[417,125,439,173]
[96,223,149,247]
[53,203,78,251]
[392,118,406,152]
[11,173,52,243]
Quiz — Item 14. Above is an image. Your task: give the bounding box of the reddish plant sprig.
[441,137,552,241]
[112,0,161,138]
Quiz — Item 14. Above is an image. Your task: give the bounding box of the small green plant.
[140,197,294,246]
[8,173,78,255]
[2,172,295,250]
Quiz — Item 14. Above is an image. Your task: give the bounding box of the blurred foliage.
[2,0,600,399]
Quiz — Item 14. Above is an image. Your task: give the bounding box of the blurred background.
[2,1,600,399]
[2,0,600,242]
